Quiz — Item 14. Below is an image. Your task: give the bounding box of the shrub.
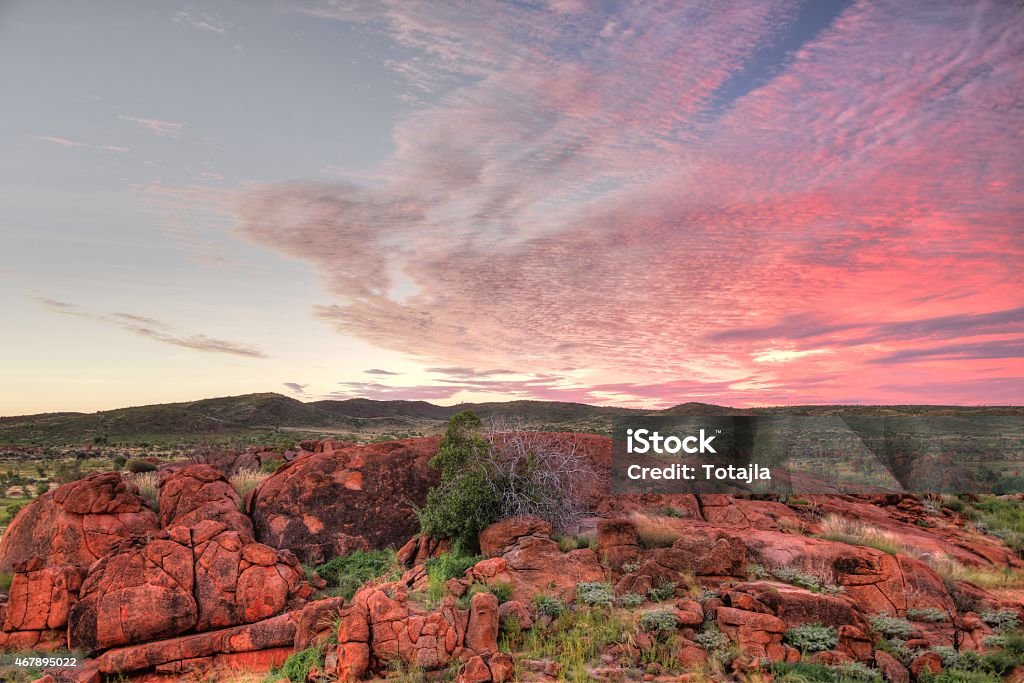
[425,550,482,583]
[639,609,678,633]
[773,661,881,683]
[126,459,157,473]
[279,646,323,683]
[618,593,644,608]
[576,581,615,607]
[907,607,948,623]
[471,580,513,604]
[772,566,843,594]
[783,624,838,653]
[420,412,601,552]
[0,572,12,592]
[260,458,284,473]
[647,582,676,602]
[980,609,1020,632]
[818,515,903,556]
[111,455,127,471]
[833,662,882,683]
[660,506,686,518]
[868,614,915,639]
[622,561,641,573]
[533,594,565,617]
[694,623,729,650]
[313,549,399,600]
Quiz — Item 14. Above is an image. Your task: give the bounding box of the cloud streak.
[38,298,267,359]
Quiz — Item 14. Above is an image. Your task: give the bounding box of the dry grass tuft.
[817,514,904,556]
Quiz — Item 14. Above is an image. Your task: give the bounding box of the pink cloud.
[237,0,1024,406]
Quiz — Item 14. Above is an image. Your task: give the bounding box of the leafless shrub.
[478,417,599,532]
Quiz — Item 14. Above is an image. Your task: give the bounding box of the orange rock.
[0,472,158,573]
[466,592,499,656]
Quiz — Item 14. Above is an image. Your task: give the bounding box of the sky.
[1,0,1022,415]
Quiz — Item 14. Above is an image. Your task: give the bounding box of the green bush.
[279,647,323,683]
[34,481,50,496]
[783,624,838,653]
[639,609,678,633]
[772,566,844,594]
[425,549,482,583]
[313,549,398,599]
[576,581,615,607]
[618,593,644,608]
[126,459,157,473]
[773,660,881,683]
[418,411,500,552]
[646,581,676,602]
[907,607,948,623]
[533,594,565,617]
[470,580,513,604]
[980,609,1020,632]
[260,458,284,473]
[693,623,729,650]
[868,614,915,639]
[111,455,127,471]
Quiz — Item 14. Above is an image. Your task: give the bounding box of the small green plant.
[576,581,615,607]
[693,623,729,650]
[773,661,881,683]
[646,581,676,602]
[771,566,844,594]
[660,506,686,518]
[313,549,400,599]
[0,572,13,592]
[279,646,324,683]
[980,609,1020,632]
[639,609,678,633]
[533,594,565,617]
[260,458,284,473]
[470,580,513,604]
[783,623,838,653]
[868,614,915,639]
[621,561,641,573]
[907,607,948,623]
[111,455,127,471]
[618,593,644,608]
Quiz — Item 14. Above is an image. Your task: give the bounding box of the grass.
[423,549,482,606]
[229,468,269,503]
[312,548,401,600]
[633,517,682,549]
[968,496,1024,553]
[555,534,596,552]
[500,606,635,682]
[817,515,904,556]
[127,470,160,511]
[276,646,324,683]
[924,554,1024,589]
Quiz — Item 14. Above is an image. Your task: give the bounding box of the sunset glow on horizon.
[1,0,1022,415]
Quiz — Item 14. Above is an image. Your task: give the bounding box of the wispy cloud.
[31,135,129,152]
[233,0,1024,406]
[283,382,307,394]
[365,368,400,376]
[173,9,230,35]
[118,115,183,138]
[38,298,267,359]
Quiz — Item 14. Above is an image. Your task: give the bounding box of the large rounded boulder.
[0,472,159,572]
[159,464,253,538]
[250,437,439,564]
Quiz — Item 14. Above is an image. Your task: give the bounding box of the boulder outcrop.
[250,437,440,564]
[0,472,158,573]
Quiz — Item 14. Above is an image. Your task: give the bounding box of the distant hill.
[0,392,1020,446]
